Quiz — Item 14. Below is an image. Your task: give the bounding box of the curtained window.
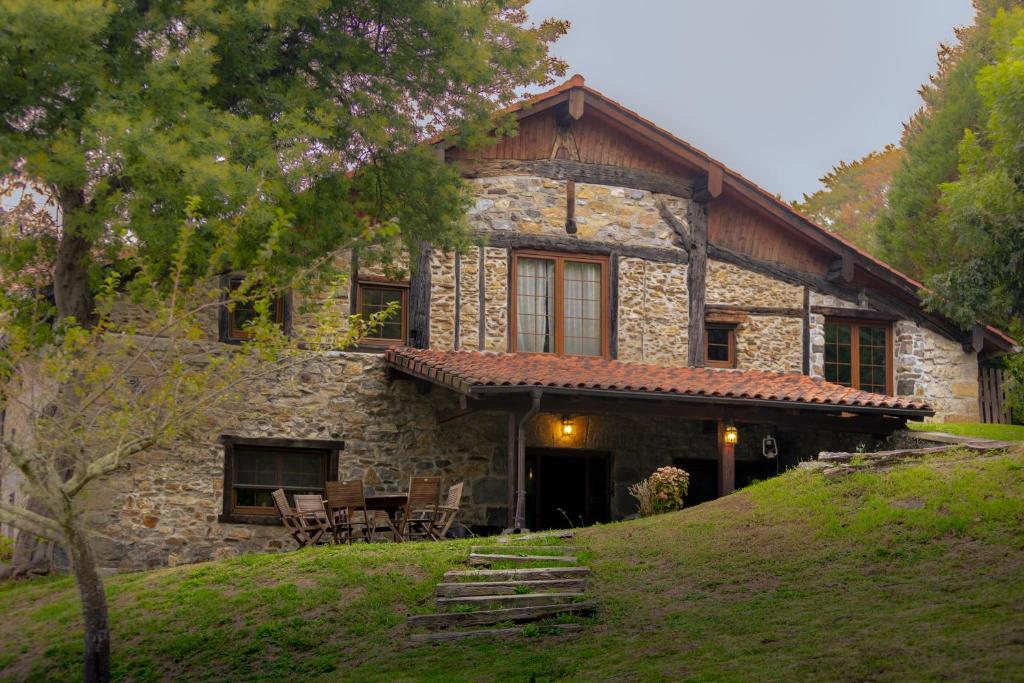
[513,252,608,357]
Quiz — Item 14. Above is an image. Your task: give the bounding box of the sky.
[526,0,975,202]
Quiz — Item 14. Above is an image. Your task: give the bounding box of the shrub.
[629,466,690,517]
[0,535,12,563]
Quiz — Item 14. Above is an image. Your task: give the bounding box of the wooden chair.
[293,494,332,546]
[429,482,464,541]
[272,488,311,548]
[325,480,372,544]
[400,476,441,541]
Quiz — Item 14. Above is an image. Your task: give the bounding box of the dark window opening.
[228,445,329,516]
[357,282,408,345]
[824,319,891,394]
[705,326,736,368]
[221,276,287,342]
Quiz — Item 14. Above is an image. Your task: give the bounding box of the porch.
[385,348,933,531]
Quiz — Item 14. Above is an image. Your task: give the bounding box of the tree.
[793,145,902,254]
[0,0,568,325]
[876,0,1020,279]
[0,204,398,682]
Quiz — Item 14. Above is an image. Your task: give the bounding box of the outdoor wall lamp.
[724,422,739,445]
[561,415,576,437]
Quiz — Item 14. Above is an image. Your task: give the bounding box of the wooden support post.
[506,412,517,529]
[409,243,432,349]
[717,421,736,497]
[687,198,709,367]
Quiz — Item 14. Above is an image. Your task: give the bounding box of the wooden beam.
[480,232,688,265]
[964,324,985,353]
[802,287,811,375]
[707,163,724,198]
[456,158,695,199]
[687,198,709,367]
[568,88,585,120]
[706,304,803,318]
[717,421,736,497]
[811,306,900,322]
[408,244,432,348]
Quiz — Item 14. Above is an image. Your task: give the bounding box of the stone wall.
[617,257,689,366]
[707,259,803,308]
[482,247,509,351]
[807,291,980,422]
[735,316,803,373]
[467,176,687,250]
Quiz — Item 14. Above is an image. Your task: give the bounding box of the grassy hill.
[2,448,1023,682]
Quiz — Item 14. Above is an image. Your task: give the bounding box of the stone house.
[2,75,1018,572]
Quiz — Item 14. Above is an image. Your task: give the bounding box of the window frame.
[218,436,343,525]
[510,250,611,359]
[219,274,288,343]
[705,324,737,369]
[823,317,893,395]
[355,280,410,347]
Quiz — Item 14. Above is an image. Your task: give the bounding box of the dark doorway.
[526,449,611,530]
[673,457,718,506]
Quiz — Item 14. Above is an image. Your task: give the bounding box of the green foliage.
[0,0,568,317]
[0,535,12,563]
[907,419,1024,441]
[794,145,902,254]
[923,8,1024,337]
[629,466,690,516]
[875,1,1019,279]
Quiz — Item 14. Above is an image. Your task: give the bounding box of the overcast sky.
[526,0,975,202]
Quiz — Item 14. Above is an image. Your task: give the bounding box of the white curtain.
[516,258,555,352]
[563,261,601,356]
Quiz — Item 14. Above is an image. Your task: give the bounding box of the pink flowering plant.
[630,466,690,516]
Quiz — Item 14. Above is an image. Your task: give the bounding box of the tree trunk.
[53,188,96,326]
[0,497,53,579]
[64,521,110,683]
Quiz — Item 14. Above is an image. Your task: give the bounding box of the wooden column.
[408,243,432,348]
[506,412,517,529]
[716,421,736,497]
[687,198,709,366]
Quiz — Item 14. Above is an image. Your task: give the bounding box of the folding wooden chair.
[293,494,332,546]
[429,482,464,540]
[325,480,374,544]
[272,488,311,548]
[400,476,441,541]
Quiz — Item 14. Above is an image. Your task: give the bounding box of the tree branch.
[0,502,63,544]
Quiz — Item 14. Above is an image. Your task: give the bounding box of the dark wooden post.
[506,412,517,529]
[716,421,736,497]
[408,243,432,349]
[687,198,709,367]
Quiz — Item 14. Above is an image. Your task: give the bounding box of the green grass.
[908,421,1024,441]
[3,448,1024,682]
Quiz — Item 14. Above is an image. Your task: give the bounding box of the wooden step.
[497,530,574,543]
[410,623,582,643]
[472,545,580,555]
[469,553,577,566]
[435,578,587,597]
[437,592,582,609]
[443,566,590,582]
[407,600,596,631]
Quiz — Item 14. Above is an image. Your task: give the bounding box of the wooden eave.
[434,76,1017,354]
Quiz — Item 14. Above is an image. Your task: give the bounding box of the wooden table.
[365,493,408,541]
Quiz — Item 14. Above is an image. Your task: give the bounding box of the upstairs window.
[221,276,287,342]
[512,251,609,357]
[824,319,891,394]
[357,281,408,345]
[705,325,736,368]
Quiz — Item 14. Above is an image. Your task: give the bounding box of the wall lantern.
[724,422,739,445]
[561,415,576,437]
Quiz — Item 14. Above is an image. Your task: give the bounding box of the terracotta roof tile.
[385,348,933,416]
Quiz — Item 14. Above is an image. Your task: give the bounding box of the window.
[221,276,286,342]
[356,282,408,345]
[220,437,342,521]
[705,326,736,368]
[824,319,892,394]
[512,251,609,357]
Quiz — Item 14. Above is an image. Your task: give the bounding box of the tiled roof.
[385,348,933,416]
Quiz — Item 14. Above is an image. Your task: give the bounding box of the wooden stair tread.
[408,600,597,630]
[472,545,581,555]
[436,579,586,596]
[443,567,590,581]
[438,592,582,608]
[409,623,582,643]
[469,553,578,565]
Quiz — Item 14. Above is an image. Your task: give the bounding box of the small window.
[357,282,408,345]
[221,276,286,342]
[824,319,891,394]
[227,444,329,516]
[512,251,609,357]
[705,326,736,368]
